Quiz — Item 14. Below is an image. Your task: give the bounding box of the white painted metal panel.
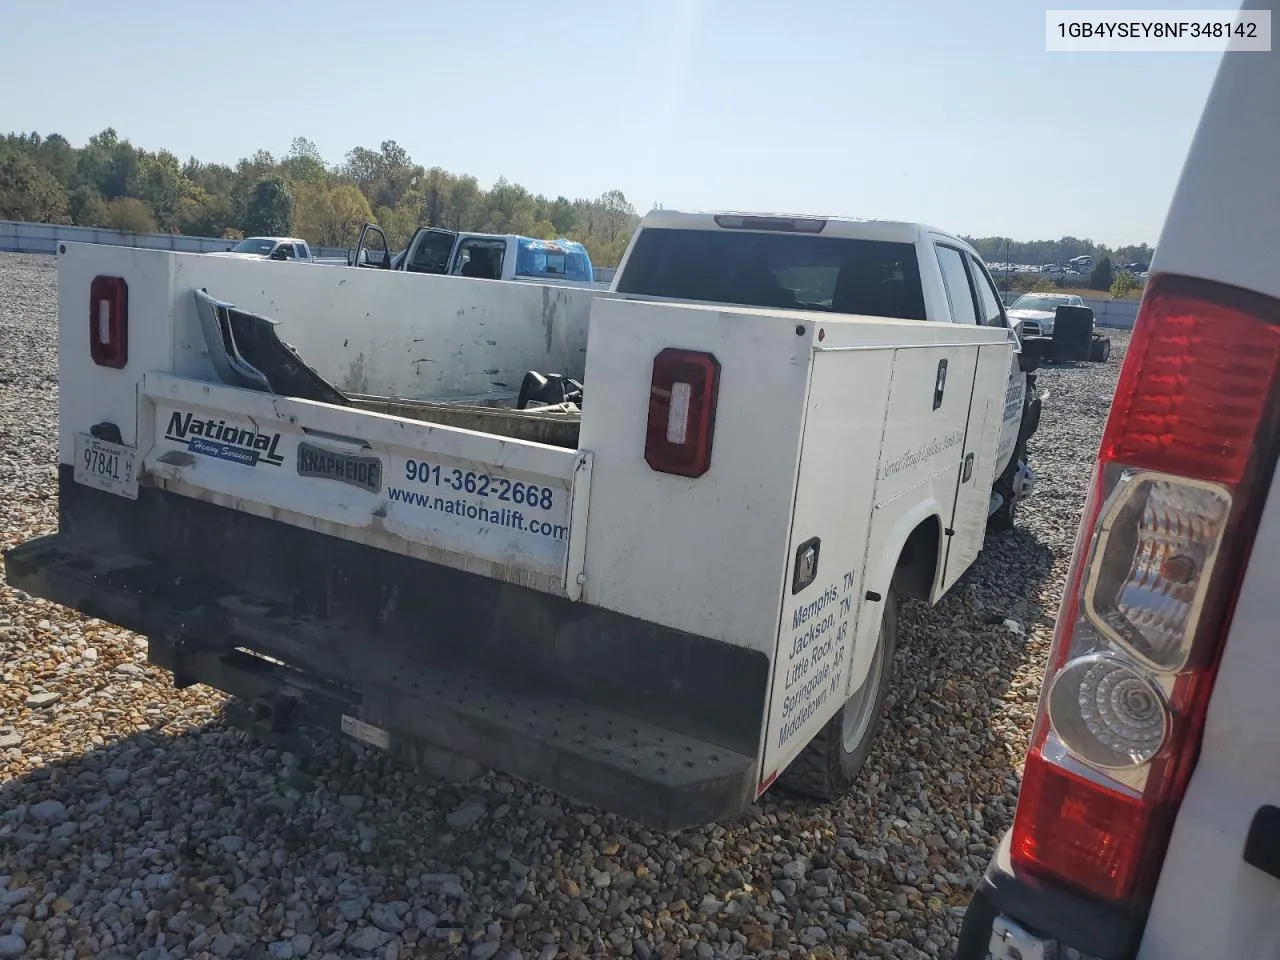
[941,341,1013,594]
[57,243,177,467]
[874,345,978,509]
[1148,0,1280,304]
[166,249,598,400]
[1131,8,1280,954]
[578,298,815,655]
[758,348,894,785]
[139,373,589,597]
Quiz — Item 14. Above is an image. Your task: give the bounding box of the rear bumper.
[3,468,768,831]
[956,831,1148,960]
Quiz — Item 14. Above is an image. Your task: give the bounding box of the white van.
[958,2,1280,957]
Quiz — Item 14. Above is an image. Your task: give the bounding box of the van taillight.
[1009,273,1280,904]
[644,348,720,477]
[89,275,128,369]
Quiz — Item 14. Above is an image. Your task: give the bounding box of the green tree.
[38,134,77,187]
[546,196,577,235]
[68,185,109,226]
[293,182,371,247]
[282,137,328,185]
[176,187,233,237]
[241,176,294,236]
[0,152,69,222]
[130,150,188,231]
[72,128,140,200]
[372,200,418,250]
[1110,270,1139,300]
[102,197,158,233]
[1090,256,1115,291]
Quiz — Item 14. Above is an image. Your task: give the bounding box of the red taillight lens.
[89,275,128,369]
[1016,753,1151,901]
[1100,278,1280,486]
[644,348,720,478]
[1010,274,1280,905]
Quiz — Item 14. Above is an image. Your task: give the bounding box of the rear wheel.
[781,589,898,800]
[1090,336,1112,362]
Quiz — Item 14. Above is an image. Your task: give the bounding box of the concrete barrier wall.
[0,220,349,260]
[1084,297,1140,330]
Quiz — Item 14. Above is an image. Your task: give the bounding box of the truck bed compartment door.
[940,342,1011,593]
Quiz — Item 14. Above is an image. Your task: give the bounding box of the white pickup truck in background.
[351,222,607,289]
[207,236,349,266]
[5,209,1045,829]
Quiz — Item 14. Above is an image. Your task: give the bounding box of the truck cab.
[610,210,1046,529]
[350,222,600,288]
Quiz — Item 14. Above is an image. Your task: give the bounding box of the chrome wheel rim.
[841,615,888,754]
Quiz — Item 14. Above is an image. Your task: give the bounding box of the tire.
[989,430,1029,533]
[1090,336,1112,362]
[987,489,1018,532]
[781,588,898,801]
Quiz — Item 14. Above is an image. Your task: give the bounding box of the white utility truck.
[959,3,1280,957]
[5,211,1044,830]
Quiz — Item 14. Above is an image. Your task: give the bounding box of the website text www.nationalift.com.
[386,459,569,540]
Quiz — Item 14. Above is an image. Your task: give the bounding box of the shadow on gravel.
[0,520,1060,960]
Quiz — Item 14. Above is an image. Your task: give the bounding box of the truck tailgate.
[138,371,591,598]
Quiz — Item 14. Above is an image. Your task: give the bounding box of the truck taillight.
[1010,274,1280,904]
[89,275,128,369]
[644,348,720,478]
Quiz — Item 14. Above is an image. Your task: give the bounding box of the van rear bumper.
[956,831,1148,960]
[3,468,767,831]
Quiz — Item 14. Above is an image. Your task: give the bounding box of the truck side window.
[935,245,979,325]
[966,254,1007,327]
[456,239,505,280]
[408,232,456,274]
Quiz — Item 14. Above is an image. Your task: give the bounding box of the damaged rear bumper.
[4,468,766,831]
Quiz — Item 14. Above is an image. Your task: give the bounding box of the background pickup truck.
[350,222,606,289]
[5,209,1045,830]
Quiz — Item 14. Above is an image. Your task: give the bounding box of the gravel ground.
[0,250,1129,960]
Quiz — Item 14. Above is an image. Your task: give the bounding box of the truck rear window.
[615,228,926,321]
[515,239,594,282]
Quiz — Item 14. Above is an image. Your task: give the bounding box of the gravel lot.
[0,250,1128,960]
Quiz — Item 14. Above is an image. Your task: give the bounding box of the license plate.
[73,432,138,500]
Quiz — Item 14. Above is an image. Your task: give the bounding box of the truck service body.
[5,211,1043,829]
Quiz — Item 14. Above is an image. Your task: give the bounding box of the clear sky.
[2,0,1229,245]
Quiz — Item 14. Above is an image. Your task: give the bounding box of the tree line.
[0,128,1155,270]
[0,130,641,266]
